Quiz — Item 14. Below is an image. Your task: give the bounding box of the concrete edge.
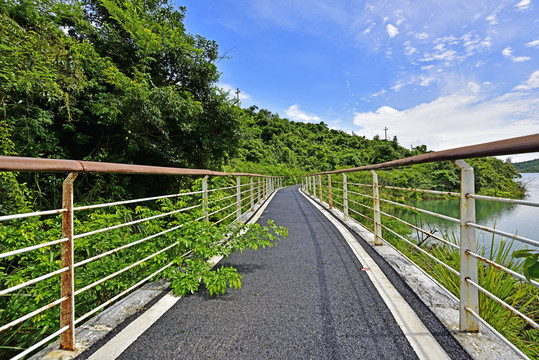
[299,188,523,360]
[30,188,281,360]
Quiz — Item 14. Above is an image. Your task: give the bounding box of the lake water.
[401,173,539,253]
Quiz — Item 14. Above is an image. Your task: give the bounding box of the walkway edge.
[300,188,523,360]
[84,188,281,360]
[30,189,281,360]
[299,189,450,360]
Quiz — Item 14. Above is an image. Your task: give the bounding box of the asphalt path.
[113,185,469,359]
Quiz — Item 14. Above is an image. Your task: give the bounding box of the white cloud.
[513,70,539,91]
[363,22,376,34]
[387,24,399,38]
[404,41,417,56]
[391,81,406,91]
[419,75,435,87]
[486,14,498,25]
[371,89,386,97]
[515,0,532,10]
[513,56,532,62]
[415,32,429,40]
[526,40,539,47]
[502,47,513,57]
[285,104,321,123]
[219,83,251,100]
[502,47,531,62]
[395,12,406,26]
[353,83,539,152]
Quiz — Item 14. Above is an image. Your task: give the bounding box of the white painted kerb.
[87,189,280,360]
[300,190,451,360]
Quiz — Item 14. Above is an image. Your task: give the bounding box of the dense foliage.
[0,0,243,207]
[513,158,539,173]
[0,0,533,358]
[231,106,525,198]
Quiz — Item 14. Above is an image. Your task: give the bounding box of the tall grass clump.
[384,228,539,359]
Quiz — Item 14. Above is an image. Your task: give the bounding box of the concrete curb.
[30,189,280,360]
[300,188,523,360]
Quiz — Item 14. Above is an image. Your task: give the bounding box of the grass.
[385,228,539,359]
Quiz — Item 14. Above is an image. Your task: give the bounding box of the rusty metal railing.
[302,133,539,359]
[0,157,282,360]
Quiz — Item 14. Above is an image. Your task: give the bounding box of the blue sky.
[180,0,539,161]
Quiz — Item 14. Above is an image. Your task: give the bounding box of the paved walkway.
[81,186,470,359]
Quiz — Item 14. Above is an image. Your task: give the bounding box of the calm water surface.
[404,173,539,252]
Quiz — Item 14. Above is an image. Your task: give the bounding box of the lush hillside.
[227,107,525,198]
[0,0,526,213]
[513,159,539,173]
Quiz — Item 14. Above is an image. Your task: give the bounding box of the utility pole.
[383,126,388,140]
[235,88,241,101]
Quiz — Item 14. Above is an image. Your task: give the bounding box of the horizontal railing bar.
[11,326,70,360]
[332,192,344,199]
[212,193,237,202]
[208,185,237,192]
[310,134,539,175]
[74,191,204,211]
[378,185,460,197]
[0,267,69,296]
[0,296,67,333]
[207,202,236,217]
[467,193,539,207]
[74,262,175,325]
[332,199,344,207]
[464,307,530,360]
[0,156,273,177]
[73,204,202,240]
[348,207,374,222]
[466,278,538,330]
[466,222,539,247]
[0,208,66,222]
[74,222,189,268]
[380,198,460,223]
[348,182,373,187]
[215,210,236,225]
[380,223,460,277]
[466,250,539,288]
[0,237,68,260]
[348,198,375,212]
[239,202,251,211]
[378,209,460,250]
[75,240,180,296]
[348,190,374,199]
[331,187,344,192]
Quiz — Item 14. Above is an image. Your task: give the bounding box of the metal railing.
[0,156,282,359]
[302,134,539,359]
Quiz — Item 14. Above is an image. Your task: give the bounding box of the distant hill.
[513,158,539,173]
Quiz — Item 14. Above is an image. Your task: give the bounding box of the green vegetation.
[0,0,532,358]
[513,159,539,173]
[0,187,287,359]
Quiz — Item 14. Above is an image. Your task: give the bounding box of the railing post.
[454,160,479,332]
[258,178,262,203]
[343,173,349,221]
[202,175,209,222]
[250,176,254,212]
[328,174,333,209]
[262,178,266,200]
[60,172,78,350]
[313,176,317,198]
[318,175,322,203]
[370,170,382,246]
[236,176,241,221]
